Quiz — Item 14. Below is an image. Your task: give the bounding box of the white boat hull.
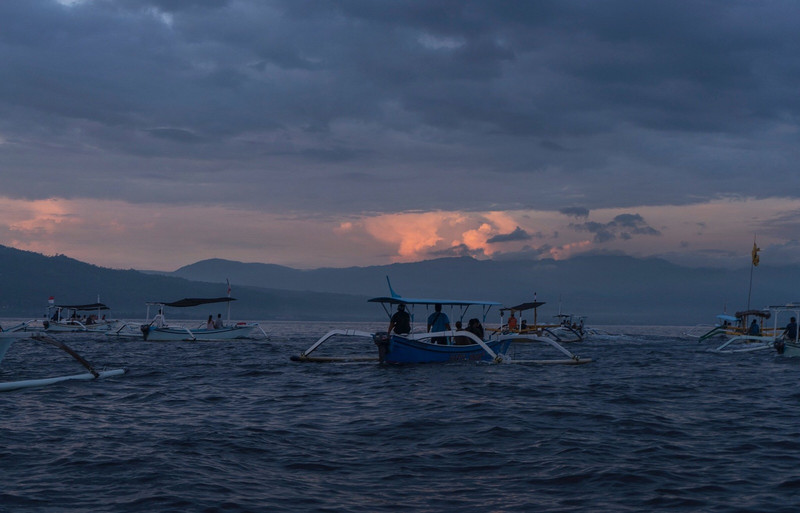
[142,323,261,341]
[45,322,115,333]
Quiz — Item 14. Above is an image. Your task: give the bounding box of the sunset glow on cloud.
[1,195,798,271]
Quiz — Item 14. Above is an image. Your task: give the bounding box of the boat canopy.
[147,297,237,308]
[368,296,501,307]
[500,301,546,313]
[55,303,110,311]
[716,314,739,323]
[735,309,771,319]
[370,275,501,308]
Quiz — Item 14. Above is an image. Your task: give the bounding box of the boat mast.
[226,278,232,323]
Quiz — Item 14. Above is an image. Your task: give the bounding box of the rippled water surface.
[2,321,800,512]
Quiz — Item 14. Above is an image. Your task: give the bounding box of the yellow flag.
[751,242,760,267]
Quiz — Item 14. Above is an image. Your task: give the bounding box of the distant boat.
[498,301,587,343]
[0,331,126,392]
[113,297,267,341]
[292,279,591,365]
[708,306,799,354]
[684,312,742,341]
[44,301,117,333]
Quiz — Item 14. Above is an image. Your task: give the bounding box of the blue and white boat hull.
[378,334,512,364]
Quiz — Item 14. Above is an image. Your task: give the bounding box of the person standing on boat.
[427,303,451,344]
[214,313,224,329]
[783,317,798,341]
[388,303,411,335]
[153,309,166,328]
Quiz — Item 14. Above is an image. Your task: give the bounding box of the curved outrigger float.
[291,281,592,365]
[0,332,126,392]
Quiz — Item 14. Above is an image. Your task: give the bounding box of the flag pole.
[747,236,760,311]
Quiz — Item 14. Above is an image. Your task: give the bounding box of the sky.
[1,0,799,271]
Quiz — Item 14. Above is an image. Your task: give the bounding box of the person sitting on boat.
[214,313,224,329]
[748,319,761,336]
[206,315,215,329]
[521,319,528,330]
[507,312,518,331]
[783,317,798,342]
[466,318,484,341]
[453,321,470,345]
[387,303,411,336]
[427,303,451,344]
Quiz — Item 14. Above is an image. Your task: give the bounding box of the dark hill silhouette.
[0,245,370,321]
[3,244,798,324]
[170,254,800,325]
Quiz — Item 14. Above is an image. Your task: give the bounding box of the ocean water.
[2,321,800,512]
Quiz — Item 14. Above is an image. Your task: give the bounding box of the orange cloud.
[548,240,593,260]
[359,211,538,261]
[362,212,454,260]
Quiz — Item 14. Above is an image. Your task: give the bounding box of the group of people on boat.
[206,314,225,329]
[503,312,531,332]
[386,303,484,345]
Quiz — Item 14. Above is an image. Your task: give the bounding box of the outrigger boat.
[684,312,741,341]
[0,331,126,392]
[292,280,591,365]
[497,301,586,343]
[687,310,769,343]
[44,301,117,333]
[710,309,778,353]
[113,297,267,341]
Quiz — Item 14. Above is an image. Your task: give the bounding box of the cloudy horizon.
[2,0,799,271]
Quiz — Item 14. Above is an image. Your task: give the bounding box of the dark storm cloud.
[2,0,800,212]
[487,226,532,244]
[559,207,590,219]
[428,243,484,258]
[571,213,661,243]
